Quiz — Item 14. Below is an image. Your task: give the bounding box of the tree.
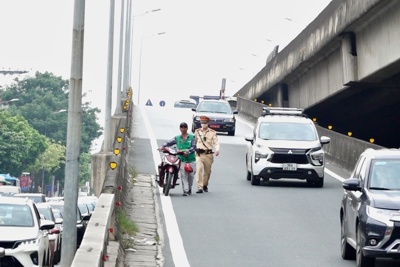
[1,71,102,154]
[27,141,66,191]
[0,71,103,186]
[0,111,47,176]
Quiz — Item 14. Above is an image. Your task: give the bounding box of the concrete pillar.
[341,32,358,84]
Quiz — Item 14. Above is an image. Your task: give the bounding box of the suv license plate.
[283,163,297,171]
[209,124,220,129]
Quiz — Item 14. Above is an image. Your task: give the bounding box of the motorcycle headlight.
[367,206,400,225]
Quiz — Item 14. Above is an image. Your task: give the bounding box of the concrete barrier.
[71,193,115,267]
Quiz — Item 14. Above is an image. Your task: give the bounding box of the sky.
[0,0,332,149]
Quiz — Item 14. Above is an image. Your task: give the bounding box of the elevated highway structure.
[236,0,400,148]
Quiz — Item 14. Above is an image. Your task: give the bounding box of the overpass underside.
[237,0,400,148]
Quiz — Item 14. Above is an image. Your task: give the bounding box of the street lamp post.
[137,32,166,105]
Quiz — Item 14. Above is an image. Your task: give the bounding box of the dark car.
[47,201,90,248]
[340,148,400,267]
[191,99,238,136]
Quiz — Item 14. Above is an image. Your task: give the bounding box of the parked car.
[340,148,400,267]
[36,202,63,264]
[0,185,21,196]
[47,201,90,248]
[0,197,54,266]
[245,107,330,187]
[191,99,238,136]
[14,193,47,203]
[174,99,197,109]
[78,196,98,215]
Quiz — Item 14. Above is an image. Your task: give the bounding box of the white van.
[0,185,22,195]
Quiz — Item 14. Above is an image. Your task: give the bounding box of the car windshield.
[196,101,232,114]
[369,160,400,190]
[0,204,34,227]
[258,122,317,141]
[37,207,53,221]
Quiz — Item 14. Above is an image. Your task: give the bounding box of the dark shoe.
[188,189,192,195]
[196,189,203,194]
[203,186,208,192]
[182,192,188,196]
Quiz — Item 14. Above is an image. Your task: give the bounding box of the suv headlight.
[309,147,324,166]
[17,236,41,248]
[367,206,400,224]
[255,151,269,163]
[223,118,234,122]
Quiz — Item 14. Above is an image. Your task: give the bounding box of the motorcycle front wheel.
[164,172,174,196]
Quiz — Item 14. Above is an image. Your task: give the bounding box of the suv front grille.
[0,241,17,249]
[270,148,309,164]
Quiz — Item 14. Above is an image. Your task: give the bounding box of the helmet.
[184,163,193,173]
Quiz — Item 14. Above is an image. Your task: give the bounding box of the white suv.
[245,107,330,187]
[0,197,55,266]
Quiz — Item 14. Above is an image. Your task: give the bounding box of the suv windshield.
[369,159,400,190]
[258,122,317,141]
[197,101,232,114]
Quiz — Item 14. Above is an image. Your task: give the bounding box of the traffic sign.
[146,99,153,106]
[159,100,166,107]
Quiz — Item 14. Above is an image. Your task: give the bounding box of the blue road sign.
[146,99,153,106]
[159,100,166,107]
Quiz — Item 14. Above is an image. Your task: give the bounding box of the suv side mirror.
[320,136,331,145]
[245,135,254,144]
[342,178,362,191]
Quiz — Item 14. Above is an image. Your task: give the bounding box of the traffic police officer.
[194,116,220,193]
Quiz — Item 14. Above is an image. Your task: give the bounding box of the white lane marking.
[325,168,345,182]
[140,106,190,267]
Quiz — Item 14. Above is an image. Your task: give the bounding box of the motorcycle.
[157,147,184,196]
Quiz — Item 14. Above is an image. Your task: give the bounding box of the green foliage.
[116,208,138,249]
[79,152,91,186]
[2,71,102,154]
[0,71,103,186]
[0,111,47,176]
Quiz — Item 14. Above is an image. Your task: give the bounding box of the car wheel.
[314,176,324,188]
[356,223,375,267]
[250,170,260,186]
[341,215,355,260]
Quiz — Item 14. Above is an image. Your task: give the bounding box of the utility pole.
[61,0,85,266]
[103,0,115,153]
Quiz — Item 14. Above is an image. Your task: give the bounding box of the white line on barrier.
[140,106,191,267]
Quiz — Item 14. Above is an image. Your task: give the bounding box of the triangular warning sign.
[145,99,153,106]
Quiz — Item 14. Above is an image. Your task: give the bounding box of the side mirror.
[245,135,254,144]
[320,136,331,145]
[342,178,362,191]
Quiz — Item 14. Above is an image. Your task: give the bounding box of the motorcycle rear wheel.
[164,172,174,196]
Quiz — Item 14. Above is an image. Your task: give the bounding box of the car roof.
[0,196,32,205]
[198,99,229,104]
[258,115,312,123]
[363,148,400,159]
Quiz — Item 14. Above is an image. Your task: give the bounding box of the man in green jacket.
[159,122,196,196]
